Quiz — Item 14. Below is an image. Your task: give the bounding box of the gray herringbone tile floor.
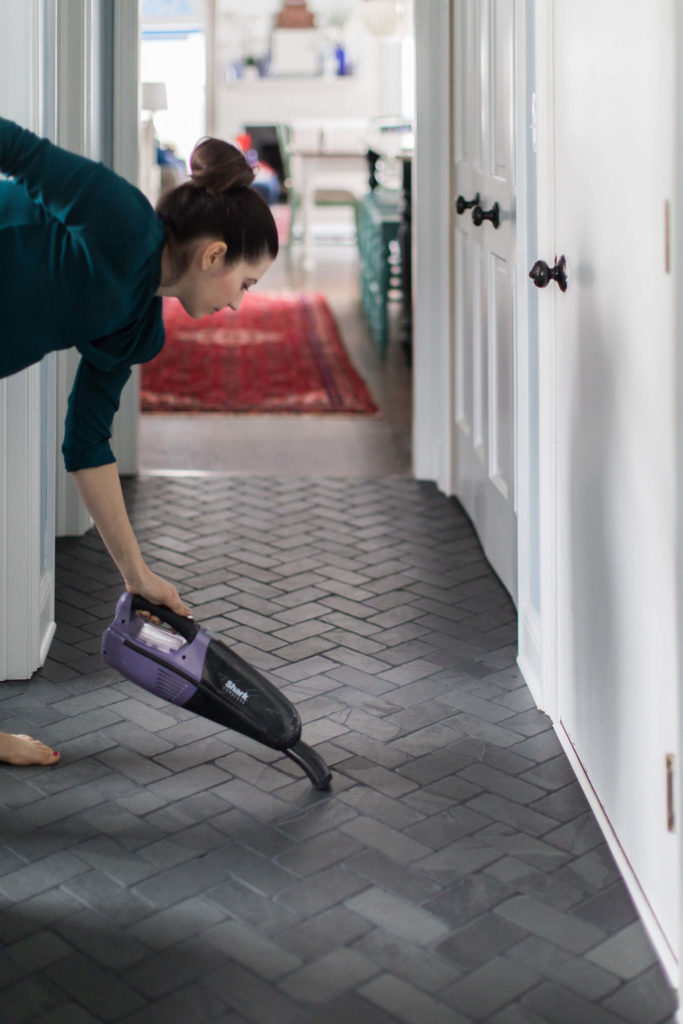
[0,475,677,1024]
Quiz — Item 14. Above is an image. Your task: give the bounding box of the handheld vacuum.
[101,592,332,790]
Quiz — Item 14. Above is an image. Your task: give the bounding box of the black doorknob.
[472,202,500,229]
[456,193,480,215]
[529,255,567,292]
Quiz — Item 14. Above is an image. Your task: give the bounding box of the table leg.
[301,163,316,271]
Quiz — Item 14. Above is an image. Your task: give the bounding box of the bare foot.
[0,732,59,766]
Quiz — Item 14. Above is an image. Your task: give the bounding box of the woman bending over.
[0,119,277,764]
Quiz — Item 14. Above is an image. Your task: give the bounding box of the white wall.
[533,0,680,982]
[213,1,402,142]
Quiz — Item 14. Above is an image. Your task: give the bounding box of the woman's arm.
[72,462,191,617]
[64,362,190,618]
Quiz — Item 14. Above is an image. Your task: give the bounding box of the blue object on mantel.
[335,43,347,76]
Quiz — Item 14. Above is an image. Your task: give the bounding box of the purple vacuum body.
[102,592,332,789]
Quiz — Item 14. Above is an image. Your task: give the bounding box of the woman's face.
[181,242,273,319]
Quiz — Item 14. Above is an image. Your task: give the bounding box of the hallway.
[0,470,677,1023]
[139,222,413,479]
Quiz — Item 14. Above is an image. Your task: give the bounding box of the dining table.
[288,142,368,270]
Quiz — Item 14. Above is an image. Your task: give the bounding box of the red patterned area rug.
[141,292,378,415]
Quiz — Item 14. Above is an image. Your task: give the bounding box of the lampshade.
[361,0,411,38]
[141,81,168,112]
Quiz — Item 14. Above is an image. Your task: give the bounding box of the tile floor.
[0,474,678,1024]
[1,228,679,1022]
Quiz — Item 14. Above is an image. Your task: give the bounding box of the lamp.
[141,81,168,115]
[361,0,412,38]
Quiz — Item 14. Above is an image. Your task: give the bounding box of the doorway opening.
[137,0,414,479]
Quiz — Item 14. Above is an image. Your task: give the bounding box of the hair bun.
[189,137,254,195]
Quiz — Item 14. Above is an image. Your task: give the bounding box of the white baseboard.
[518,601,543,710]
[39,621,57,668]
[554,721,679,991]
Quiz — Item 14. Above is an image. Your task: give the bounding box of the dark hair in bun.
[157,136,278,276]
[189,136,255,194]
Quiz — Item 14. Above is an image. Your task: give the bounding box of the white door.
[537,0,678,964]
[452,0,517,601]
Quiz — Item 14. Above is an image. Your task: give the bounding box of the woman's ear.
[200,240,228,271]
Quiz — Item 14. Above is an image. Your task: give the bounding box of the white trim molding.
[110,0,141,477]
[54,0,94,539]
[0,0,56,680]
[517,600,542,708]
[411,0,452,491]
[0,365,45,680]
[532,0,559,722]
[514,0,544,705]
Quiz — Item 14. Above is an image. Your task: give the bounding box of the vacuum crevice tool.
[102,592,332,791]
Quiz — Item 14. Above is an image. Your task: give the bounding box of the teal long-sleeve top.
[0,117,166,471]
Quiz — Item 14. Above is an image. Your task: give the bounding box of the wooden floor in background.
[139,219,413,478]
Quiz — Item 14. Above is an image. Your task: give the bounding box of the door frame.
[107,0,140,476]
[530,0,558,722]
[534,0,681,989]
[0,0,57,680]
[412,0,453,492]
[54,0,96,539]
[514,0,543,699]
[53,0,140,514]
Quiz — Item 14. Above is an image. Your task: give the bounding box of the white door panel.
[453,0,517,600]
[491,0,515,185]
[541,0,678,961]
[489,252,514,500]
[454,229,474,436]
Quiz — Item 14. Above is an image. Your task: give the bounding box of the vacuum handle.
[130,594,199,642]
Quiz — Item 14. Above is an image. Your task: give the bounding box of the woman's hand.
[124,567,192,619]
